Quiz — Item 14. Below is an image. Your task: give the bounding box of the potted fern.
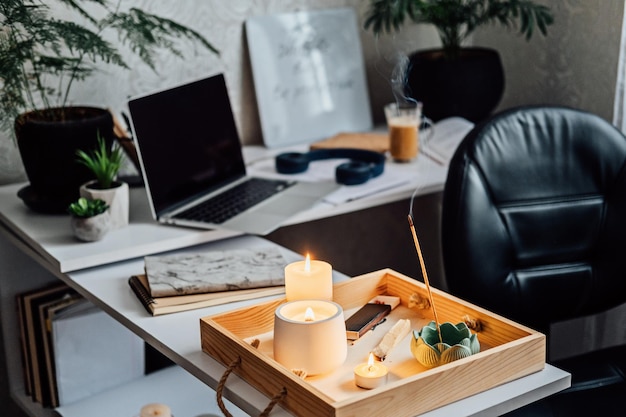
[1,0,218,212]
[67,197,111,241]
[76,133,128,229]
[364,0,554,122]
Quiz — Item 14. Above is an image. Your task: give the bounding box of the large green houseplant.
[364,0,554,122]
[0,0,218,212]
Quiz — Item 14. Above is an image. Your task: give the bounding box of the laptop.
[127,73,339,235]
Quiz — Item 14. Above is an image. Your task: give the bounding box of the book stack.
[17,284,144,408]
[129,247,287,316]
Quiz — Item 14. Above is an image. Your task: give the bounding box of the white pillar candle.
[140,403,171,417]
[274,300,347,375]
[284,254,333,301]
[354,353,388,389]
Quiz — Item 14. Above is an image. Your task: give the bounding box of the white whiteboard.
[246,8,373,148]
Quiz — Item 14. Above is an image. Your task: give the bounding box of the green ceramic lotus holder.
[411,321,480,368]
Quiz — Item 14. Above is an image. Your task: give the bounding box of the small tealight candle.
[274,300,347,375]
[354,353,388,389]
[140,403,171,417]
[284,254,333,301]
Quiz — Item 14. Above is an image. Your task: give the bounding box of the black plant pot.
[15,107,114,213]
[405,47,505,123]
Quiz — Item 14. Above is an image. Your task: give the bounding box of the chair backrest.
[442,106,626,333]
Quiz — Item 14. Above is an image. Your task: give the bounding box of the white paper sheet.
[422,117,475,165]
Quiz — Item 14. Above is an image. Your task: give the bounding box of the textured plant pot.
[14,107,114,213]
[406,47,505,123]
[70,211,111,242]
[80,180,129,229]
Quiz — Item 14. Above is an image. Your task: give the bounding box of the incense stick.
[407,214,443,345]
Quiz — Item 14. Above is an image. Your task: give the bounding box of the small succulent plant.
[411,320,480,368]
[67,197,109,218]
[75,133,123,189]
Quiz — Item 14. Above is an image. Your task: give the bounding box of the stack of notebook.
[128,247,287,316]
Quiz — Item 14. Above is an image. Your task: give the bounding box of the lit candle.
[354,353,388,389]
[140,403,171,417]
[284,254,333,301]
[274,300,347,375]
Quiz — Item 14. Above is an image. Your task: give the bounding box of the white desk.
[0,180,570,417]
[0,118,570,416]
[0,142,444,274]
[242,141,450,226]
[243,119,474,285]
[0,118,472,275]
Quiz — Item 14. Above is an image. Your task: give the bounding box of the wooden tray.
[200,269,545,417]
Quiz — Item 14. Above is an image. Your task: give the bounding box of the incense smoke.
[390,53,418,108]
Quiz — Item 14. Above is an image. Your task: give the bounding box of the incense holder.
[411,321,480,368]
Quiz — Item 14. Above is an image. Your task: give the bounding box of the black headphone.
[275,148,385,185]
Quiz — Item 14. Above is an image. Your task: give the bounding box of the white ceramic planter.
[80,180,129,229]
[71,211,111,242]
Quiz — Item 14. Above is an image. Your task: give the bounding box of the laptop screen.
[128,74,246,216]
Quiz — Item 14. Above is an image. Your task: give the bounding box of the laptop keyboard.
[173,178,295,224]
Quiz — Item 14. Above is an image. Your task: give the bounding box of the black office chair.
[441,106,626,416]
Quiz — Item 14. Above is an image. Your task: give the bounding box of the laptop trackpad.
[224,181,339,235]
[224,194,318,235]
[225,209,288,235]
[258,194,316,215]
[258,180,339,216]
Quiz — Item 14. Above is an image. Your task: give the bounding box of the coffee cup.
[384,102,431,162]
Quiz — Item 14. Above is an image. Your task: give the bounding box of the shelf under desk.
[1,230,570,417]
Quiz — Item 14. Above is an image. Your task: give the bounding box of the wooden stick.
[408,214,443,345]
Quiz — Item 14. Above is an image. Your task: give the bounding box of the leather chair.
[441,106,626,415]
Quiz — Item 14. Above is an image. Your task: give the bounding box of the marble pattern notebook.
[144,247,287,297]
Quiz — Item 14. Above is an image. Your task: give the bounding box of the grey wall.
[474,0,624,123]
[2,1,623,184]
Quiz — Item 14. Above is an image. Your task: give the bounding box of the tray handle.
[216,341,288,417]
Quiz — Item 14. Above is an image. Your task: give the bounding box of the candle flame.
[304,307,315,322]
[304,253,311,272]
[367,352,375,371]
